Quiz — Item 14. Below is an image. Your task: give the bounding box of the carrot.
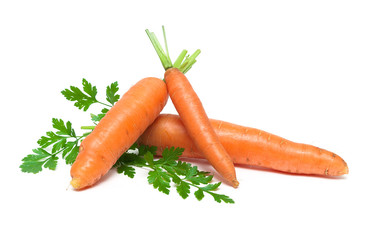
[70,78,168,189]
[138,114,349,177]
[146,27,239,187]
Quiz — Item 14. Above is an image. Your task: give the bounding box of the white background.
[1,0,371,239]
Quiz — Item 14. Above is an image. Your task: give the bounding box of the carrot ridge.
[138,114,349,177]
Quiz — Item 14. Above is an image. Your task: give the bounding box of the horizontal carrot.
[70,78,168,189]
[138,114,349,176]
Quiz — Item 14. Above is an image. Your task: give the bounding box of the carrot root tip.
[232,179,239,188]
[70,178,81,190]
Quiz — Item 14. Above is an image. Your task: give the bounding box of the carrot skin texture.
[70,78,168,189]
[138,114,349,177]
[164,68,238,187]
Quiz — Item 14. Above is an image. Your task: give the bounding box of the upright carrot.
[146,27,239,187]
[70,78,168,189]
[138,114,349,176]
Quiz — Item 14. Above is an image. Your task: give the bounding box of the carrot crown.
[146,26,201,74]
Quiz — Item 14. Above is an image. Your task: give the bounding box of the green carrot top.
[145,26,201,74]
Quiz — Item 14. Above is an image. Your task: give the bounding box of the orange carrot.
[70,78,168,189]
[165,69,239,186]
[147,27,239,187]
[138,114,349,177]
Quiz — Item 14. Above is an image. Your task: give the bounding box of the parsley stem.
[97,101,112,108]
[81,126,95,130]
[51,140,78,156]
[50,135,86,157]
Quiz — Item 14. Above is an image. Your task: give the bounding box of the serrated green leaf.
[61,79,98,111]
[173,161,191,176]
[91,113,106,122]
[185,165,198,178]
[51,138,67,154]
[62,141,76,158]
[143,151,154,166]
[194,189,204,201]
[162,165,181,184]
[106,81,120,105]
[37,131,64,148]
[200,182,221,191]
[162,147,184,163]
[138,144,157,156]
[91,108,109,123]
[114,151,147,168]
[43,155,59,170]
[201,175,214,184]
[37,133,53,148]
[148,168,171,195]
[117,165,136,178]
[20,148,53,173]
[64,144,79,164]
[52,118,75,137]
[176,181,190,199]
[209,192,235,204]
[82,78,97,98]
[189,175,213,185]
[20,160,45,174]
[23,148,51,161]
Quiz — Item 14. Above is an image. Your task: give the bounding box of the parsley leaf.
[52,118,76,137]
[209,192,235,204]
[62,79,120,113]
[176,181,190,199]
[148,167,171,194]
[106,81,120,105]
[20,148,57,173]
[117,164,136,178]
[61,79,98,111]
[91,108,109,123]
[63,143,80,164]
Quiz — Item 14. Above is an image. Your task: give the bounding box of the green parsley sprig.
[20,119,85,173]
[20,79,119,173]
[115,144,234,203]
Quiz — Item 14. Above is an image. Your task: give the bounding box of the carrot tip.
[70,178,81,189]
[232,179,239,188]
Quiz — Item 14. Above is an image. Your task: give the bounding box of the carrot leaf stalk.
[145,26,201,74]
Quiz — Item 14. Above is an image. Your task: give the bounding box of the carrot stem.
[162,25,171,64]
[146,26,200,74]
[173,50,188,69]
[145,29,172,70]
[180,49,201,72]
